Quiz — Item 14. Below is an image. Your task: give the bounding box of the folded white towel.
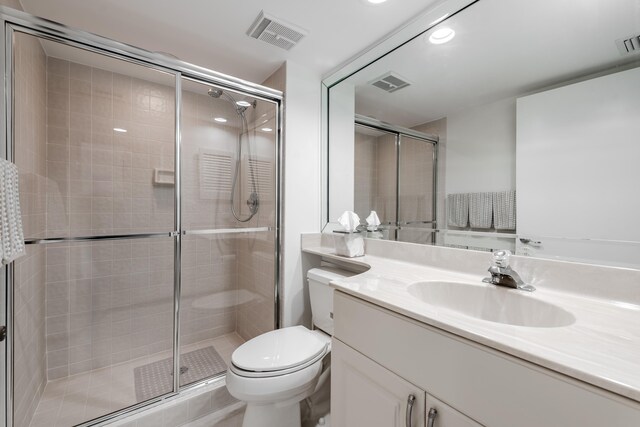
[447,193,469,228]
[493,190,516,231]
[0,159,25,264]
[469,192,493,229]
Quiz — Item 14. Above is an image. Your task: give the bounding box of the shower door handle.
[0,325,5,341]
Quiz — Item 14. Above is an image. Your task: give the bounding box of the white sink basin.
[407,281,575,328]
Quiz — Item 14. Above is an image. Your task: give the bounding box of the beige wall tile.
[70,62,91,81]
[12,32,48,426]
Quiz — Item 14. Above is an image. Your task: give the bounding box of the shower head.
[208,88,223,98]
[208,88,256,113]
[237,99,258,110]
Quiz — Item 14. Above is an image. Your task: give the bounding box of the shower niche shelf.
[153,168,175,186]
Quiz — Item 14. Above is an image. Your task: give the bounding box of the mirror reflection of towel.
[493,190,516,230]
[0,159,25,264]
[469,192,493,229]
[447,193,469,228]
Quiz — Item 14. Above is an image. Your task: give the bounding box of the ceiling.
[19,0,441,84]
[348,0,640,127]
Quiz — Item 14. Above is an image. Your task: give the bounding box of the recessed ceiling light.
[214,117,228,123]
[261,127,273,132]
[429,27,455,44]
[113,128,127,133]
[236,100,252,107]
[366,0,388,3]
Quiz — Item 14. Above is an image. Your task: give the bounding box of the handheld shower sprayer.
[208,87,259,222]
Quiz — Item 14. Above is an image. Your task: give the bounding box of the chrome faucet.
[483,250,535,292]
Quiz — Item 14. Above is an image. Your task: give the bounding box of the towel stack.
[447,190,516,230]
[0,159,25,264]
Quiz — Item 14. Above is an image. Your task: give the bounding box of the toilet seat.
[231,326,329,378]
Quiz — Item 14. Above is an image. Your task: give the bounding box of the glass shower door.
[397,135,437,244]
[354,121,437,243]
[353,124,398,240]
[11,30,178,427]
[178,78,278,389]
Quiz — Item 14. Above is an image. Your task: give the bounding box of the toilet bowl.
[226,266,355,427]
[226,326,330,427]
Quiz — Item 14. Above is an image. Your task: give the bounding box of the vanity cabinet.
[332,338,426,427]
[332,337,482,427]
[332,291,640,427]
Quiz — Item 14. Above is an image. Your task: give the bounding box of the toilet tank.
[307,266,356,336]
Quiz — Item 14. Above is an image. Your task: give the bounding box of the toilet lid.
[232,326,328,373]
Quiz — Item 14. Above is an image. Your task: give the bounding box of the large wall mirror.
[323,0,640,269]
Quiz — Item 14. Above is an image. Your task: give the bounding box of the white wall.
[446,97,516,194]
[516,66,640,267]
[266,61,322,328]
[328,81,355,221]
[438,98,517,252]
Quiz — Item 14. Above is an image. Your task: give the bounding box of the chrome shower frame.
[0,5,284,427]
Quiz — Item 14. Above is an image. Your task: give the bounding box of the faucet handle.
[491,250,512,268]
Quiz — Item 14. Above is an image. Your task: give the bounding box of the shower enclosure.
[354,115,437,244]
[1,7,281,427]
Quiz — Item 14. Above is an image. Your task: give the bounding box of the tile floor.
[29,333,245,427]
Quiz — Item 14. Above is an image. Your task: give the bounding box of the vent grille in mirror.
[616,34,640,55]
[369,72,411,93]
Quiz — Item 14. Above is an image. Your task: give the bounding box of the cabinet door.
[332,338,426,427]
[425,395,483,427]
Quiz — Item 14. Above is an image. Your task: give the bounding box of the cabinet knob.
[405,394,416,427]
[427,407,438,427]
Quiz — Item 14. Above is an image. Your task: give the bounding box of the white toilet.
[226,266,355,427]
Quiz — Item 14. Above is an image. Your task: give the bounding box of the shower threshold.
[28,333,244,427]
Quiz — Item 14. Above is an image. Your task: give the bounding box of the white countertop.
[303,244,640,404]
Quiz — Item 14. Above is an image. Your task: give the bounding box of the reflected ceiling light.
[429,14,449,26]
[236,100,252,107]
[261,127,273,132]
[214,117,228,123]
[113,128,127,133]
[429,27,455,44]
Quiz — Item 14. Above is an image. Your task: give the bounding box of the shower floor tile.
[29,333,244,427]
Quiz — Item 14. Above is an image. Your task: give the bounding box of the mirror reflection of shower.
[208,88,259,222]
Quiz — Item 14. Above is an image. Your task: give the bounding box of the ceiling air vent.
[616,34,640,55]
[369,72,411,93]
[247,11,308,51]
